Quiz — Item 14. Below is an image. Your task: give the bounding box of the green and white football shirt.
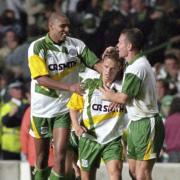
[122,55,159,121]
[28,34,99,118]
[68,78,125,144]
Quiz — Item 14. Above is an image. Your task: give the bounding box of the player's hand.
[74,125,87,137]
[108,102,123,111]
[98,86,114,101]
[69,83,85,95]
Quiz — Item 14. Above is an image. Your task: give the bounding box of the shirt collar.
[45,33,54,45]
[127,52,143,65]
[45,33,65,46]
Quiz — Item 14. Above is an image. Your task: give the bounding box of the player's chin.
[61,37,66,41]
[61,35,67,41]
[105,76,111,82]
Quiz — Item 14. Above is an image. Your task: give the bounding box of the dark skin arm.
[36,75,84,94]
[93,61,103,74]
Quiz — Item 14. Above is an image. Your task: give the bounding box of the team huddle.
[28,12,164,180]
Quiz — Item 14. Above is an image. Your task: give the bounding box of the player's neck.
[126,50,140,64]
[102,79,113,88]
[48,32,63,44]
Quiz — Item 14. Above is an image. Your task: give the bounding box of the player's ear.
[48,21,54,30]
[127,42,133,51]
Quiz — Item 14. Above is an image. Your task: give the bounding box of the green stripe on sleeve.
[35,84,58,98]
[80,47,99,68]
[122,73,142,97]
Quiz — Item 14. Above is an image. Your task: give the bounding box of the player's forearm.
[106,92,128,104]
[69,109,80,128]
[93,61,102,74]
[70,109,86,136]
[36,76,70,91]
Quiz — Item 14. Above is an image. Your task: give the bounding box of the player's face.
[102,58,119,85]
[117,34,128,58]
[49,16,70,43]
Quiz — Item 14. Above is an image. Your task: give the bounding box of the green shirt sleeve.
[122,73,142,97]
[80,47,99,68]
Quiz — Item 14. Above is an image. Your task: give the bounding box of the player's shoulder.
[127,56,149,72]
[79,68,100,82]
[30,36,45,47]
[29,36,46,53]
[66,36,85,47]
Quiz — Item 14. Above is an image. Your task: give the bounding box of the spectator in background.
[60,0,79,16]
[99,0,130,50]
[2,25,45,82]
[153,51,180,95]
[78,13,103,57]
[164,53,180,94]
[130,0,153,43]
[153,53,180,94]
[156,79,170,107]
[0,9,24,41]
[0,80,28,160]
[165,95,180,162]
[20,85,54,180]
[118,0,131,20]
[0,68,14,157]
[156,79,174,118]
[0,29,20,63]
[0,68,15,104]
[5,0,24,19]
[22,0,45,26]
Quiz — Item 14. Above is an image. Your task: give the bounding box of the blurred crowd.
[0,0,180,167]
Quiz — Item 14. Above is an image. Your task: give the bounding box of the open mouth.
[62,33,67,38]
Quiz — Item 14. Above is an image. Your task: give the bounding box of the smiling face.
[102,57,120,86]
[48,14,70,43]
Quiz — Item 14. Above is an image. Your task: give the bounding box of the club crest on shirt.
[81,159,88,167]
[69,48,77,57]
[40,127,48,135]
[47,53,57,65]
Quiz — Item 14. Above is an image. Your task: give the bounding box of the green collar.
[127,52,143,65]
[45,33,64,46]
[45,34,54,45]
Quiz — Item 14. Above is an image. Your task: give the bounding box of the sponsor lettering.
[48,61,77,71]
[92,104,124,112]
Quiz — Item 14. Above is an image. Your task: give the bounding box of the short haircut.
[103,48,124,70]
[103,48,120,62]
[164,53,179,63]
[48,12,68,24]
[121,28,144,51]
